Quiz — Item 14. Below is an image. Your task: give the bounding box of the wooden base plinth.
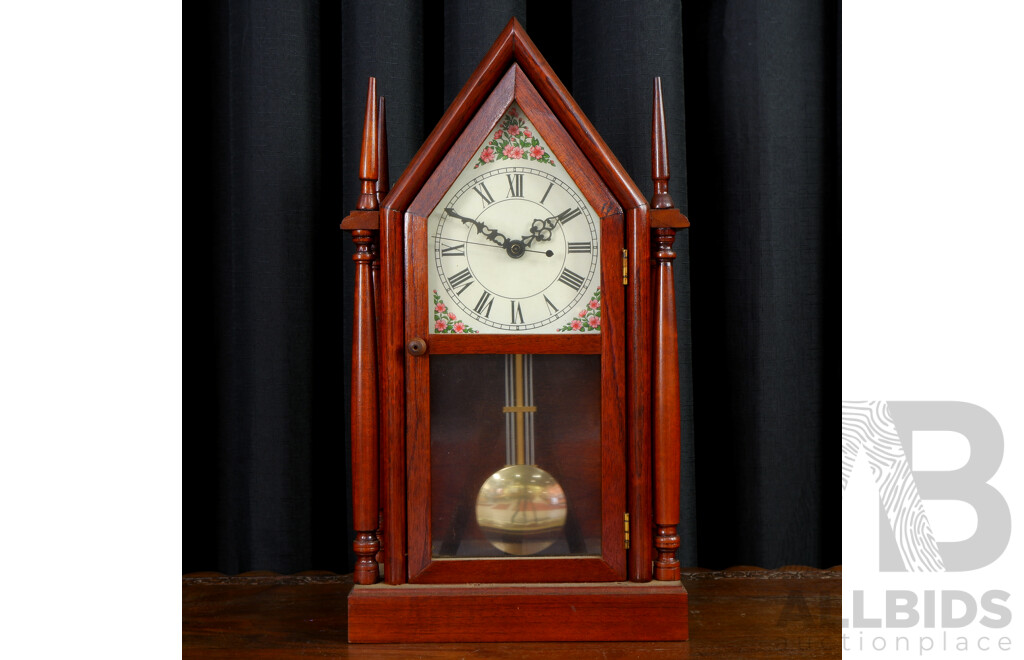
[348,580,688,643]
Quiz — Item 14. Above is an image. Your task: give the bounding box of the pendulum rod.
[502,354,536,466]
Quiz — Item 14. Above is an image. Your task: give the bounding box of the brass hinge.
[624,513,630,549]
[622,249,628,286]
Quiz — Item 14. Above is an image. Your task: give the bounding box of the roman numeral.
[539,182,554,205]
[441,243,465,257]
[506,174,524,198]
[472,183,494,206]
[543,294,558,313]
[557,268,586,291]
[558,208,582,224]
[474,290,494,317]
[567,242,592,254]
[447,268,474,295]
[510,300,524,325]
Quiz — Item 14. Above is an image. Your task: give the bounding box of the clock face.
[427,105,601,334]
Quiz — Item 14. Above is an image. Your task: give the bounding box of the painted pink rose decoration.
[555,288,602,333]
[431,290,478,334]
[473,106,558,168]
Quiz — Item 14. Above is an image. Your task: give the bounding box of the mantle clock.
[341,18,690,643]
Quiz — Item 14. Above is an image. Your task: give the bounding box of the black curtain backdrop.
[188,0,839,574]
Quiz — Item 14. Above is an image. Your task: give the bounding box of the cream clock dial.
[427,106,601,334]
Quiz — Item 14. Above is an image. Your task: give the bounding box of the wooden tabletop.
[183,567,841,658]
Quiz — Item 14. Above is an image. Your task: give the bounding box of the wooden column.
[372,96,388,566]
[649,77,689,582]
[652,226,680,581]
[379,205,406,585]
[343,78,382,585]
[626,205,653,583]
[351,227,379,584]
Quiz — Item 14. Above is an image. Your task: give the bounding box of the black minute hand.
[453,238,553,257]
[445,207,508,248]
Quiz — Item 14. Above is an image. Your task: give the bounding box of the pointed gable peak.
[386,17,644,212]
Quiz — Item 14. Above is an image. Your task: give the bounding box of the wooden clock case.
[341,18,690,643]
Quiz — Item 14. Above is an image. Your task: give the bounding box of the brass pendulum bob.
[475,354,567,555]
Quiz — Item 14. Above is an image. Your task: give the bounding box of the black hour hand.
[445,207,508,248]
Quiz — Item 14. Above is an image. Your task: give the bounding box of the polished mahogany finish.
[342,79,383,585]
[357,78,378,211]
[626,204,653,582]
[373,96,389,567]
[653,226,680,581]
[183,567,841,654]
[342,17,691,640]
[650,77,688,582]
[349,225,379,585]
[348,581,686,642]
[425,333,600,354]
[651,78,674,211]
[379,203,406,585]
[402,63,626,585]
[647,78,689,231]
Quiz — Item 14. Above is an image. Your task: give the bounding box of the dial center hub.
[506,240,526,259]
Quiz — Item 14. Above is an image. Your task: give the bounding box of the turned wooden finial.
[347,76,383,584]
[375,96,389,203]
[651,77,675,210]
[649,78,690,229]
[650,76,684,582]
[357,77,379,211]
